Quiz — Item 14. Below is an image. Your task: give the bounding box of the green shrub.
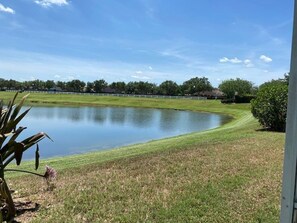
[221,98,234,104]
[251,81,288,132]
[234,95,256,103]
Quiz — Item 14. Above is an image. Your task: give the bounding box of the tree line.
[0,76,256,98]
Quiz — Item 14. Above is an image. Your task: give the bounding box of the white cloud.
[148,66,153,70]
[228,57,242,64]
[219,57,229,63]
[219,57,255,67]
[0,3,15,14]
[54,75,61,79]
[35,0,69,8]
[135,70,143,74]
[260,55,272,63]
[131,75,150,80]
[244,59,254,67]
[219,57,242,64]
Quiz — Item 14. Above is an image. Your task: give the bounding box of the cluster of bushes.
[221,95,256,104]
[235,95,256,103]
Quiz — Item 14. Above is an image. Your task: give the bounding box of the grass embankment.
[0,92,284,222]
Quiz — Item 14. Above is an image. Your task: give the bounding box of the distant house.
[102,87,116,94]
[199,88,224,99]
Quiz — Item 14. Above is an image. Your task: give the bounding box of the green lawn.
[0,92,284,222]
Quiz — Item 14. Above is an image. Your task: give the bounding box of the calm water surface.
[19,106,231,159]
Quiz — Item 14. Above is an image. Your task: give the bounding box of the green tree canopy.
[158,80,180,96]
[86,82,94,93]
[125,81,157,95]
[219,78,254,98]
[66,79,85,92]
[181,77,213,95]
[45,80,55,90]
[110,82,126,93]
[93,79,108,93]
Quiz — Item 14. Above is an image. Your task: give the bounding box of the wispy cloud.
[131,75,151,80]
[0,49,174,83]
[35,0,69,8]
[0,3,15,14]
[260,55,272,63]
[219,57,242,64]
[160,48,205,68]
[131,70,151,80]
[140,0,157,20]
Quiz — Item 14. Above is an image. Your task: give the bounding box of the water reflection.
[129,108,154,128]
[159,110,181,131]
[20,106,231,159]
[110,108,127,124]
[91,107,108,123]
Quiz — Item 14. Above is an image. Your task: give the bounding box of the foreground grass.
[1,92,284,222]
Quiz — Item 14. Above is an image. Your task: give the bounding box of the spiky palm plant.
[0,93,51,221]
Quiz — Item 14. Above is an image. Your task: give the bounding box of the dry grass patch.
[8,131,284,222]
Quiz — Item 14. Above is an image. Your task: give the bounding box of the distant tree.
[125,81,156,95]
[56,81,66,91]
[6,79,18,90]
[159,80,180,95]
[85,82,94,93]
[125,82,136,94]
[66,79,85,92]
[21,81,31,90]
[110,82,126,93]
[0,78,5,90]
[32,80,45,90]
[45,80,55,90]
[219,78,253,98]
[93,79,108,93]
[181,77,213,95]
[137,81,157,94]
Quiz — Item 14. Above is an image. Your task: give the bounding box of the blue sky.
[0,0,294,86]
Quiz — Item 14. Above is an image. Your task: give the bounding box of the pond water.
[19,106,231,159]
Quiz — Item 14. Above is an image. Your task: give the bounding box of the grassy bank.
[1,92,284,222]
